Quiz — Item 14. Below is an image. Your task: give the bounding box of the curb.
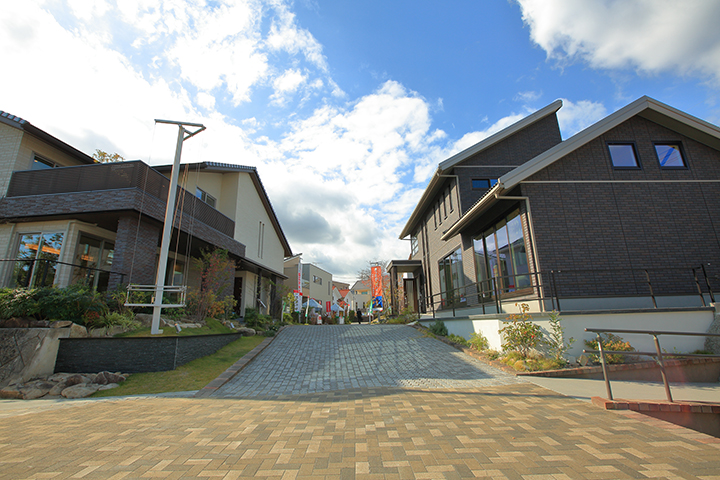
[194,327,284,398]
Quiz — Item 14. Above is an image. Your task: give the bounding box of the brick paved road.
[2,324,719,479]
[212,325,522,398]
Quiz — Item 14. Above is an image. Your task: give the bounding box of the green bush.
[283,312,293,323]
[499,303,543,357]
[584,333,635,364]
[468,331,490,351]
[0,288,40,319]
[428,320,448,337]
[447,333,468,346]
[544,310,575,363]
[102,311,141,331]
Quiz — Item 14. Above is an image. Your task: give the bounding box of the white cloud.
[270,69,307,105]
[556,98,607,138]
[518,0,720,82]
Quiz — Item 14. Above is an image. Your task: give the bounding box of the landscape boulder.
[237,327,256,337]
[62,383,100,398]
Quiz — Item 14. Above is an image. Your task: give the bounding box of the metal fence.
[425,264,717,318]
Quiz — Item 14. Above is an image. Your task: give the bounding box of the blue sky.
[2,0,720,283]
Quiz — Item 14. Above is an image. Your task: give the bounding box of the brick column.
[109,214,160,290]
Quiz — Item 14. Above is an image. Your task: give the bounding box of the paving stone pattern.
[2,384,719,479]
[212,325,521,398]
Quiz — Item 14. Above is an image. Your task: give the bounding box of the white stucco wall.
[421,307,717,358]
[234,172,284,273]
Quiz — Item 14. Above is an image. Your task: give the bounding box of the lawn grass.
[92,335,265,397]
[116,317,236,337]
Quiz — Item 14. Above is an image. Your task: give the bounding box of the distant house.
[282,255,334,313]
[0,110,291,318]
[390,96,720,317]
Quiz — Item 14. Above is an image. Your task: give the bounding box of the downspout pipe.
[493,192,545,312]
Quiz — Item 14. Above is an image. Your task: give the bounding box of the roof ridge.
[0,110,28,125]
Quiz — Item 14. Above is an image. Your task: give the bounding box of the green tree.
[93,149,125,163]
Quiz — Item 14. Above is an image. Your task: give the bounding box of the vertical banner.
[326,301,331,314]
[295,261,302,312]
[371,266,383,311]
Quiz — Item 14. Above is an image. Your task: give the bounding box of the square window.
[472,179,498,189]
[608,143,640,168]
[655,143,686,168]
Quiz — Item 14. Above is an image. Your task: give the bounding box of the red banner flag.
[371,266,382,298]
[326,301,331,313]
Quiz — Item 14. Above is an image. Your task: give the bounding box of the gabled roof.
[399,100,563,239]
[0,110,95,164]
[441,95,720,240]
[155,161,292,257]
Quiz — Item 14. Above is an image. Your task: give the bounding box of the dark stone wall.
[524,115,720,297]
[412,113,561,310]
[55,333,243,373]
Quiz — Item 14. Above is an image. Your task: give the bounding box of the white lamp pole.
[150,120,205,335]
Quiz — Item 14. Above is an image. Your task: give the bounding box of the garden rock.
[238,327,256,336]
[136,314,174,327]
[19,381,55,400]
[1,317,33,328]
[62,383,100,398]
[51,321,73,328]
[98,383,119,391]
[0,385,23,399]
[65,374,92,386]
[90,327,107,337]
[69,324,88,338]
[94,371,125,385]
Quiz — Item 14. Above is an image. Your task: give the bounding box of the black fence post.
[644,269,657,308]
[701,263,715,303]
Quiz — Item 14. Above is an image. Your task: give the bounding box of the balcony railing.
[5,161,235,236]
[425,265,717,318]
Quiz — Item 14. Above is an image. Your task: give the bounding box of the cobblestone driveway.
[212,324,521,398]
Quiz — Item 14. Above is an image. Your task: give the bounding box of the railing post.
[644,269,657,308]
[550,270,561,312]
[692,268,706,307]
[701,263,715,303]
[596,333,613,400]
[652,334,673,403]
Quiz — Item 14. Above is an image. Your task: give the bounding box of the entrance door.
[404,278,418,313]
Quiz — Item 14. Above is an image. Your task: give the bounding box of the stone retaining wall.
[0,328,70,388]
[55,333,243,373]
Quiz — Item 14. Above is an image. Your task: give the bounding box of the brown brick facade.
[523,116,720,297]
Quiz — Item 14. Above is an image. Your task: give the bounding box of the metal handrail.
[421,265,715,319]
[0,258,125,289]
[583,327,720,402]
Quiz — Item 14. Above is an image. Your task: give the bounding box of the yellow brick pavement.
[1,383,719,479]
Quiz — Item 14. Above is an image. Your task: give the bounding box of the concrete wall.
[421,307,717,358]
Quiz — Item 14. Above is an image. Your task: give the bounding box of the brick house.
[0,110,292,318]
[390,96,720,316]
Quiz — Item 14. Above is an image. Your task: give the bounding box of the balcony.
[2,161,243,256]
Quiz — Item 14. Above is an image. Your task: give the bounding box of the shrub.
[544,310,575,363]
[283,312,293,323]
[447,333,468,346]
[0,288,40,319]
[584,333,635,364]
[468,331,490,351]
[499,303,543,357]
[428,320,448,337]
[102,311,141,331]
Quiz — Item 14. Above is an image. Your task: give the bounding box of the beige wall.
[234,173,284,273]
[0,124,24,195]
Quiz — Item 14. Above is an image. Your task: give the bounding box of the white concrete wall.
[421,307,717,358]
